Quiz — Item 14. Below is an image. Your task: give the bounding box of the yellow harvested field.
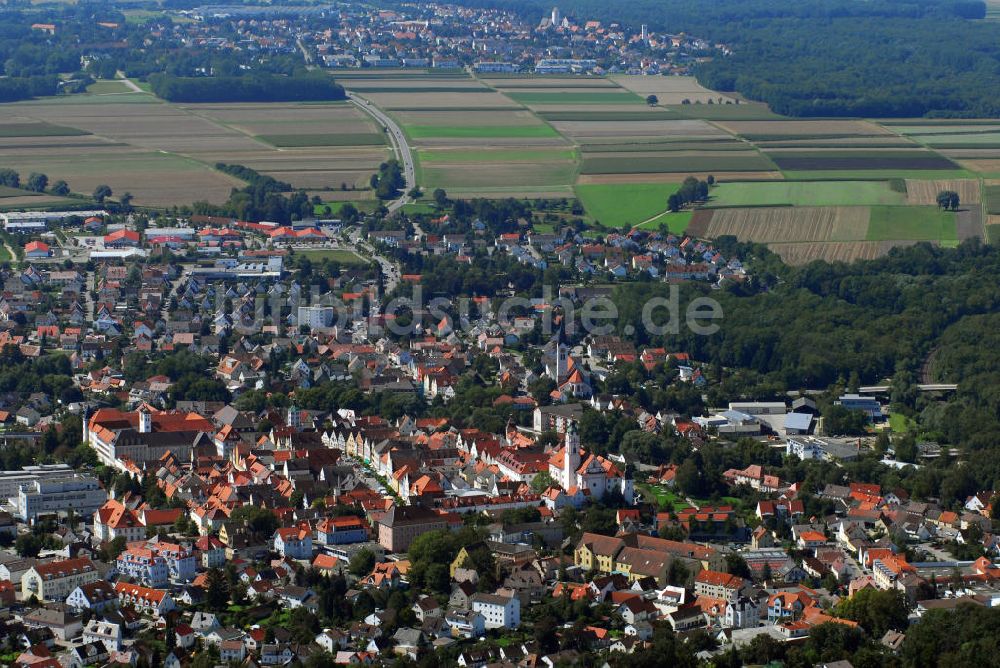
[771,240,915,265]
[904,179,981,205]
[958,159,1000,173]
[715,120,894,136]
[704,206,872,242]
[611,75,735,104]
[577,171,782,184]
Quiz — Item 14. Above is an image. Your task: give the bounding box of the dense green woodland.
[451,0,1000,117]
[148,73,345,103]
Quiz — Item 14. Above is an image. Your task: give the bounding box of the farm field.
[706,181,907,207]
[611,75,736,104]
[904,179,980,206]
[0,95,390,204]
[716,119,894,139]
[767,150,958,172]
[866,206,958,242]
[505,91,645,106]
[405,125,560,139]
[580,153,777,175]
[688,206,872,243]
[574,183,681,227]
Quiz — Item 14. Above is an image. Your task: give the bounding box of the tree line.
[148,72,346,103]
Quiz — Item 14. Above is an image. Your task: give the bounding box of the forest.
[450,0,1000,117]
[148,72,346,103]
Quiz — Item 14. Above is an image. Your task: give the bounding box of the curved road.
[347,92,416,213]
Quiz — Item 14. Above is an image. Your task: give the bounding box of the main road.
[346,92,416,214]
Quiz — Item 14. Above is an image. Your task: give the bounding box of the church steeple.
[563,420,580,490]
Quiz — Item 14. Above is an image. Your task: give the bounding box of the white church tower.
[138,405,152,433]
[287,404,300,431]
[562,420,580,490]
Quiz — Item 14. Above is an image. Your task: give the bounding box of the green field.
[398,201,439,215]
[405,125,560,139]
[313,200,380,216]
[575,183,685,227]
[538,110,680,121]
[257,133,386,147]
[707,180,907,207]
[867,206,958,242]
[293,249,369,265]
[782,169,977,180]
[987,224,1000,245]
[580,153,777,174]
[984,185,1000,214]
[635,210,693,234]
[0,122,89,137]
[86,80,133,94]
[418,148,576,163]
[506,91,645,105]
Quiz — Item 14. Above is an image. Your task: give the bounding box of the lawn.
[506,91,645,105]
[889,412,916,433]
[398,201,439,215]
[707,180,907,207]
[635,210,693,234]
[293,249,369,265]
[256,133,386,147]
[866,206,958,242]
[86,80,132,94]
[575,183,682,226]
[313,200,380,216]
[636,483,691,511]
[405,124,560,139]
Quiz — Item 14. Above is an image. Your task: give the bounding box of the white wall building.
[471,591,520,630]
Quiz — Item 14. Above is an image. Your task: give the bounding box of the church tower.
[287,404,301,431]
[563,420,580,490]
[138,404,152,434]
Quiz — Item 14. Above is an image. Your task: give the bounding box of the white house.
[471,590,520,630]
[273,527,313,559]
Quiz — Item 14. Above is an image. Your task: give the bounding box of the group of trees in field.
[667,175,713,212]
[937,190,961,210]
[148,72,346,103]
[188,163,311,224]
[370,160,405,200]
[0,167,70,196]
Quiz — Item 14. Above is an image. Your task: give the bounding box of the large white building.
[12,474,106,522]
[297,306,336,329]
[22,557,99,601]
[471,591,520,630]
[0,464,74,499]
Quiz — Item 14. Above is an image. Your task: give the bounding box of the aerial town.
[0,193,988,668]
[0,0,998,665]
